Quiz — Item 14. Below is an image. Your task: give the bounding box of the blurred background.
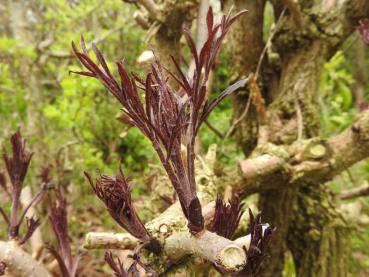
[0,0,368,276]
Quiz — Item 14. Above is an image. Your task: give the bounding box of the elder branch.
[236,110,369,194]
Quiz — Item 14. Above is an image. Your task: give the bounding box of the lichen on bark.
[287,184,349,277]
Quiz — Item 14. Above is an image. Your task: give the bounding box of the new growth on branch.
[72,7,273,276]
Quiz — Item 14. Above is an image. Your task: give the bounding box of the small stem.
[205,120,224,139]
[339,182,369,200]
[17,190,45,228]
[255,8,286,80]
[0,207,10,226]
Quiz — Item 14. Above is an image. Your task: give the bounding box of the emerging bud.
[208,195,243,239]
[85,171,151,242]
[234,210,275,277]
[2,129,33,195]
[104,252,128,277]
[48,187,80,277]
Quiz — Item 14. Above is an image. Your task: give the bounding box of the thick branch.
[84,199,253,272]
[84,232,139,250]
[327,110,369,177]
[0,240,50,277]
[235,110,369,194]
[162,230,246,271]
[84,230,251,272]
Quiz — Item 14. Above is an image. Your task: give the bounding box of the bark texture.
[287,185,349,277]
[0,241,50,277]
[224,0,369,276]
[151,0,199,65]
[223,0,266,156]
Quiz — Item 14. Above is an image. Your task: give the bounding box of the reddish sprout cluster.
[208,195,244,239]
[3,130,33,192]
[234,210,274,277]
[104,252,128,277]
[48,186,80,277]
[72,7,247,236]
[208,197,274,276]
[0,130,51,243]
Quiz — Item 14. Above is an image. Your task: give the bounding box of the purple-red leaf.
[49,187,74,273]
[19,217,41,245]
[105,252,128,277]
[198,78,248,132]
[91,42,114,79]
[227,9,248,27]
[47,245,70,277]
[183,27,199,72]
[206,7,214,34]
[232,209,274,277]
[208,195,243,239]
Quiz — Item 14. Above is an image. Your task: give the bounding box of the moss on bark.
[287,184,349,277]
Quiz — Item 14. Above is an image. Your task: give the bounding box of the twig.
[55,140,80,160]
[134,11,150,29]
[339,183,369,200]
[205,120,224,139]
[255,8,286,80]
[221,9,286,145]
[222,91,252,143]
[0,207,9,226]
[345,168,357,185]
[17,189,45,229]
[0,85,16,94]
[88,24,126,49]
[341,34,359,56]
[295,96,303,140]
[137,0,158,19]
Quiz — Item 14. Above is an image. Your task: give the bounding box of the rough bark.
[223,0,369,275]
[0,241,51,277]
[286,1,369,274]
[84,201,249,273]
[83,108,369,274]
[151,0,199,66]
[259,32,328,277]
[223,0,266,156]
[354,41,367,107]
[287,184,349,277]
